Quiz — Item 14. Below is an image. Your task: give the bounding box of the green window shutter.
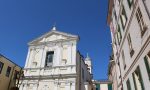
[96,84,100,90]
[108,84,112,90]
[144,56,150,80]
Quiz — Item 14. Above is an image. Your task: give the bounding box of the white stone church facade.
[19,27,93,90]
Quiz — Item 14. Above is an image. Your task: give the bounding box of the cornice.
[29,38,77,46]
[24,65,76,70]
[23,73,77,80]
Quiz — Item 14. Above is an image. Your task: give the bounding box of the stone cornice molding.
[24,65,76,70]
[23,73,77,80]
[29,39,77,46]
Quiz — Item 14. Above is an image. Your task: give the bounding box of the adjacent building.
[0,54,22,90]
[19,26,93,90]
[93,80,112,90]
[107,0,150,90]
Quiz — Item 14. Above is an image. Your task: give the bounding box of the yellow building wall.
[0,55,22,90]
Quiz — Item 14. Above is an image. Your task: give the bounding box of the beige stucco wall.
[108,0,150,90]
[0,55,22,90]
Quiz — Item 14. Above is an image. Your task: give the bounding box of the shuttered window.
[120,5,128,29]
[132,66,145,90]
[136,7,147,37]
[126,79,131,90]
[144,51,150,80]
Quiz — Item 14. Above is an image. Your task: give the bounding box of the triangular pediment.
[28,30,79,45]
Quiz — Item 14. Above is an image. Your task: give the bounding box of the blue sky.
[0,0,111,80]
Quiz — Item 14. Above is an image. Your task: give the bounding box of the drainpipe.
[142,0,150,20]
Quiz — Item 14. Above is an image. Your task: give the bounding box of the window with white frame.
[126,79,131,90]
[121,50,126,69]
[127,0,133,8]
[127,33,134,57]
[117,24,122,45]
[114,10,117,21]
[144,51,150,80]
[136,7,147,37]
[120,5,128,29]
[132,66,145,90]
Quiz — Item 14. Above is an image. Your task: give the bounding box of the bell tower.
[85,53,92,74]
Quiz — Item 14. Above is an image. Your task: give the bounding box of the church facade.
[19,27,93,90]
